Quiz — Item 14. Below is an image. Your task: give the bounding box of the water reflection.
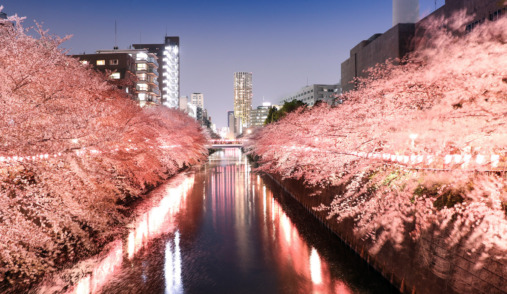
[164,231,182,294]
[46,148,393,293]
[258,175,353,293]
[60,174,194,294]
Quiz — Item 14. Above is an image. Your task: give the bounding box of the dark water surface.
[60,148,396,294]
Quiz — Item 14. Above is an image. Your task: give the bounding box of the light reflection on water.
[164,231,182,294]
[59,174,194,294]
[45,148,393,293]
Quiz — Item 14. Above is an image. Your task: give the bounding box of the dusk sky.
[2,0,444,129]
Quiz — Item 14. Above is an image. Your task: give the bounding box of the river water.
[51,148,396,294]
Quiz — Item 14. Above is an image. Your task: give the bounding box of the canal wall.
[263,173,506,294]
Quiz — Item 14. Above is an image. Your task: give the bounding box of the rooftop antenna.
[435,0,437,11]
[306,77,309,86]
[165,25,168,37]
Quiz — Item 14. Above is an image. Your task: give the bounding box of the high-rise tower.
[233,72,252,130]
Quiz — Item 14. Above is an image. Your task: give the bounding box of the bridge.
[208,139,244,148]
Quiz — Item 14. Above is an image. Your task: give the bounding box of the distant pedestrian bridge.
[208,139,244,148]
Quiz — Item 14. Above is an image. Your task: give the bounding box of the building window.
[137,63,148,71]
[96,60,105,66]
[137,73,147,81]
[137,83,148,91]
[110,59,119,65]
[80,60,89,65]
[465,18,485,33]
[110,72,121,79]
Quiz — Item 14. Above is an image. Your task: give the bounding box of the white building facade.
[279,84,341,106]
[191,93,204,109]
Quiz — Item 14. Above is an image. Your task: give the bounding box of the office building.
[280,84,341,106]
[250,102,272,127]
[191,93,204,109]
[227,110,242,138]
[233,72,253,130]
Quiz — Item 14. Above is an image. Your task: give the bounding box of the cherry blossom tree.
[0,9,207,291]
[246,12,507,265]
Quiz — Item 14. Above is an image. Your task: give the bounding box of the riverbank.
[0,148,207,293]
[260,170,506,294]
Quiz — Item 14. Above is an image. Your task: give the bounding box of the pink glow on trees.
[0,9,207,290]
[246,13,507,264]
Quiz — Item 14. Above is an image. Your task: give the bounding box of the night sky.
[1,0,444,128]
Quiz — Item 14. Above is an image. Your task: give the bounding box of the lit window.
[110,72,121,79]
[110,59,119,65]
[137,63,147,71]
[80,60,89,65]
[137,52,148,61]
[96,60,105,66]
[138,93,146,100]
[137,84,148,91]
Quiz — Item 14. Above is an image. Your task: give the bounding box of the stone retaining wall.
[264,173,506,294]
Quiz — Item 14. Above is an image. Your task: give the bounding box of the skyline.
[1,0,444,128]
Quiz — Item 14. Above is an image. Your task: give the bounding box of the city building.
[418,0,507,33]
[250,102,272,127]
[71,52,136,99]
[133,36,180,108]
[227,110,241,138]
[196,107,203,122]
[96,49,161,106]
[279,84,341,106]
[0,12,7,19]
[233,72,253,130]
[341,0,506,92]
[191,93,204,109]
[187,103,197,119]
[179,96,188,112]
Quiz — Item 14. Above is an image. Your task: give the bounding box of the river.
[43,148,396,294]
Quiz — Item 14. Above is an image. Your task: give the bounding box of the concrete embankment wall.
[264,173,506,294]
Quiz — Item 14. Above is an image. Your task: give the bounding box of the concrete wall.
[341,24,415,92]
[265,173,507,293]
